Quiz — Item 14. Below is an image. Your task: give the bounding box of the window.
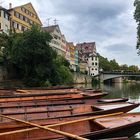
[19,24,22,30]
[30,20,33,25]
[20,14,23,20]
[92,56,93,61]
[21,26,25,31]
[13,22,17,28]
[16,12,20,18]
[0,11,1,17]
[4,12,9,20]
[92,62,94,66]
[5,25,8,33]
[17,23,19,29]
[0,23,1,29]
[26,10,29,14]
[92,68,94,71]
[21,7,25,12]
[25,17,28,22]
[23,16,25,21]
[95,62,97,66]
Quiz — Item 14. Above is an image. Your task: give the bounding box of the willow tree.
[134,0,140,54]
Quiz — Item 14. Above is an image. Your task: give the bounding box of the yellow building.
[79,62,87,73]
[8,3,42,33]
[67,42,76,71]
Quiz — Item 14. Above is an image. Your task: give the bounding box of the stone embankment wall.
[0,66,7,81]
[73,72,92,84]
[0,67,92,85]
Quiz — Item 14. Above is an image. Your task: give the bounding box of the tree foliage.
[134,0,140,54]
[99,55,119,71]
[99,55,139,72]
[0,25,73,86]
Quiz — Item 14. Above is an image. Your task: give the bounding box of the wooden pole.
[0,114,88,140]
[0,112,123,136]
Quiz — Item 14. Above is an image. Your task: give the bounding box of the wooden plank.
[0,114,89,140]
[0,112,123,136]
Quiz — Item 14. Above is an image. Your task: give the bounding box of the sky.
[2,0,140,67]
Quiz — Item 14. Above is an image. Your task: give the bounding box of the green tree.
[134,0,140,54]
[120,64,128,71]
[128,65,139,72]
[2,25,73,86]
[99,55,111,71]
[109,59,119,70]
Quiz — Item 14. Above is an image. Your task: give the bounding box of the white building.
[0,6,10,34]
[42,25,67,57]
[86,53,99,76]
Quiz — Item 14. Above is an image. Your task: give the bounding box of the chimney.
[9,3,12,9]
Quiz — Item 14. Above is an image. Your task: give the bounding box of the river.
[102,83,140,140]
[75,83,140,140]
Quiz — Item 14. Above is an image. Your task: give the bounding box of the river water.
[75,83,140,140]
[102,83,140,140]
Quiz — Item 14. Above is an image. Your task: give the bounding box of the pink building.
[76,42,99,76]
[76,42,96,62]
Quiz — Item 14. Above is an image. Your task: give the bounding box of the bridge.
[99,71,140,82]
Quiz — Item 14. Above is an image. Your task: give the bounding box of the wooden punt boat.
[101,137,128,140]
[98,98,128,103]
[25,85,75,90]
[0,102,138,117]
[0,92,108,103]
[0,102,138,129]
[15,88,79,94]
[0,88,78,96]
[0,97,129,110]
[77,88,102,93]
[0,112,139,139]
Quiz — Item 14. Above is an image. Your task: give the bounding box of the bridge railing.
[102,71,140,75]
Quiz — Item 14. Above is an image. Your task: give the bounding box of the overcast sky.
[2,0,140,67]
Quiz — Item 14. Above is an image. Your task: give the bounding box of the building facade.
[76,42,96,62]
[61,34,67,57]
[74,49,78,67]
[8,3,42,33]
[79,62,87,73]
[76,42,99,76]
[0,6,10,34]
[67,42,76,71]
[65,43,71,62]
[42,25,67,57]
[86,53,99,76]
